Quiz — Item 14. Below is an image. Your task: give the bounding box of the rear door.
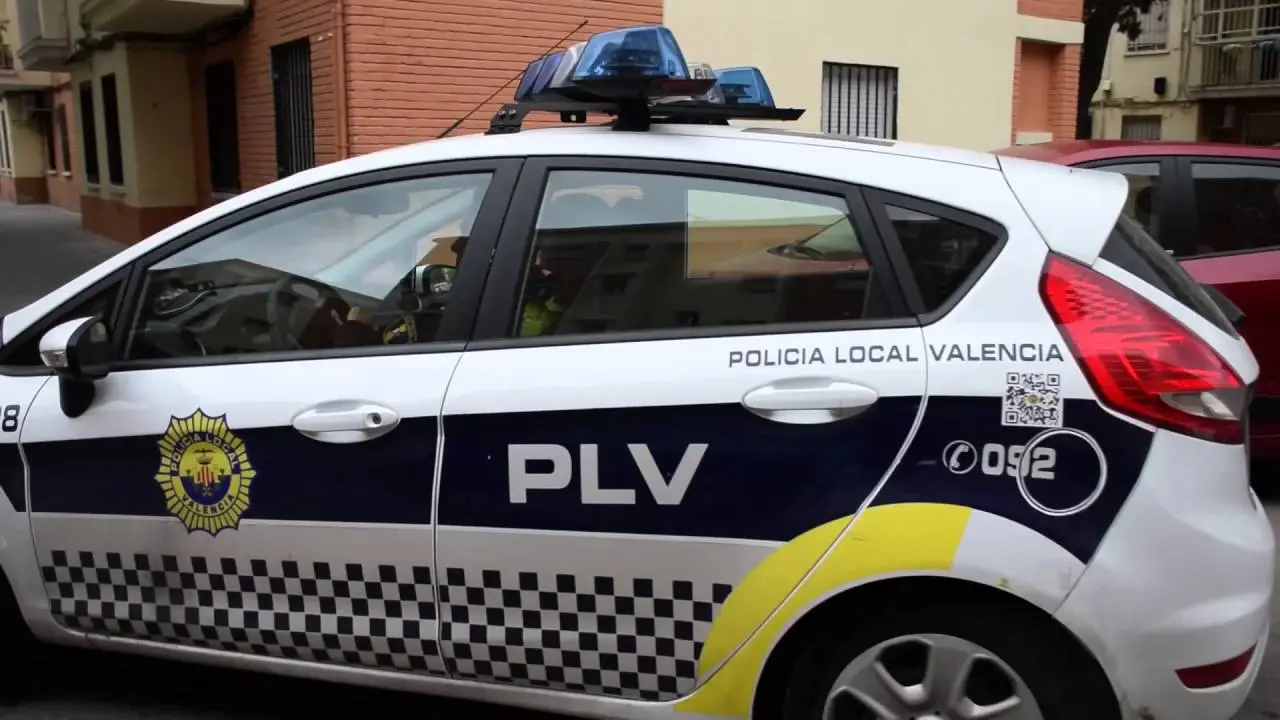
[434,157,927,700]
[1173,157,1280,453]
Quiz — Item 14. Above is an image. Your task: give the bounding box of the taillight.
[1039,255,1245,444]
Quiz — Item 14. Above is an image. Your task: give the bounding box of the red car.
[996,140,1280,457]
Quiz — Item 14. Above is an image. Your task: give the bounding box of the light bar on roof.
[571,26,690,80]
[714,66,776,108]
[512,25,709,102]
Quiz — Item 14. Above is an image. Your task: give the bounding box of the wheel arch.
[750,574,1117,719]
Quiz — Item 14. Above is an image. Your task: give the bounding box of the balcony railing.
[0,49,14,71]
[1191,0,1280,92]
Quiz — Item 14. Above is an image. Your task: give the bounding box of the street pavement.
[0,201,1278,719]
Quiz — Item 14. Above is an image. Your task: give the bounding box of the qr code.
[1002,372,1063,428]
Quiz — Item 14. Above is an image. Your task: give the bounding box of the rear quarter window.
[1099,213,1237,336]
[883,204,1002,315]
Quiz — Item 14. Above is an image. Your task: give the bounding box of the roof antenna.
[436,19,589,140]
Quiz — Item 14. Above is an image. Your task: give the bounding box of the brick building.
[1012,0,1083,145]
[14,0,661,244]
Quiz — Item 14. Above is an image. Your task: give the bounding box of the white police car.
[0,24,1270,720]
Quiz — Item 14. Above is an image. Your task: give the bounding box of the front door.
[23,161,517,677]
[434,158,927,700]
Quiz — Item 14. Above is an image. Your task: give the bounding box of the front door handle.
[742,378,879,425]
[292,401,400,444]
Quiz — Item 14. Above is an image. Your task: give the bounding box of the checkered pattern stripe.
[439,567,733,701]
[41,550,447,676]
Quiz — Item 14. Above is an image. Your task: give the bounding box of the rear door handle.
[292,401,400,444]
[742,378,879,425]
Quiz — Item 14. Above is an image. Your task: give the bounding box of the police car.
[0,24,1271,720]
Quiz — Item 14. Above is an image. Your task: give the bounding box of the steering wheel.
[265,275,334,350]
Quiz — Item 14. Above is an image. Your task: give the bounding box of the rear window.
[1099,213,1237,336]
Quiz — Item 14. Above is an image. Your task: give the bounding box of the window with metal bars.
[820,62,899,139]
[204,60,241,194]
[78,81,100,185]
[1128,0,1170,52]
[271,38,315,180]
[1121,115,1163,140]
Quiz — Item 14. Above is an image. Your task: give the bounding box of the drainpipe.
[333,0,350,159]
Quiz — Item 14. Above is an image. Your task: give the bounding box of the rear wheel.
[779,599,1119,720]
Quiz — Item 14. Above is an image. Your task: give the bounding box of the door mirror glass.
[40,316,113,380]
[411,264,456,302]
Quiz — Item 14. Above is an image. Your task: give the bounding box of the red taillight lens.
[1039,255,1245,444]
[1175,645,1256,689]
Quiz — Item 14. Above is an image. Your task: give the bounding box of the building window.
[1121,114,1163,140]
[0,108,11,172]
[79,81,100,185]
[56,105,71,174]
[820,62,899,139]
[100,74,124,186]
[270,38,315,179]
[41,95,57,171]
[1128,0,1170,53]
[204,61,241,194]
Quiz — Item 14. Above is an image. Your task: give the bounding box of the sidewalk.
[0,203,121,315]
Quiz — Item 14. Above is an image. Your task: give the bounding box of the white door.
[435,159,928,701]
[22,160,519,678]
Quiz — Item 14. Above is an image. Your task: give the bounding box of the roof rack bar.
[486,100,804,135]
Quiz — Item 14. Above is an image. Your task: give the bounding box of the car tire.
[778,595,1120,720]
[0,579,36,706]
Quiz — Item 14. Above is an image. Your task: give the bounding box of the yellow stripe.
[696,515,850,674]
[677,503,972,718]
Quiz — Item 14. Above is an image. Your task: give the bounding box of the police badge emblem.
[155,410,256,535]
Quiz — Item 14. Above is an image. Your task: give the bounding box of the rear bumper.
[1055,430,1274,720]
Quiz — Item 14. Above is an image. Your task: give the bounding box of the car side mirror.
[412,264,457,302]
[40,316,113,419]
[41,316,112,380]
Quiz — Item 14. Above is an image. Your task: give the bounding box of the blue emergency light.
[493,25,802,133]
[714,67,775,108]
[573,26,689,80]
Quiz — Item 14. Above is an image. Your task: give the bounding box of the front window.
[124,173,493,362]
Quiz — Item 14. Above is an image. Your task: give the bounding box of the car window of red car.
[1190,161,1280,256]
[1092,161,1163,241]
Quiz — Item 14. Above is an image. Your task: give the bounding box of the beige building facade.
[1092,0,1280,145]
[666,0,1086,151]
[0,0,79,210]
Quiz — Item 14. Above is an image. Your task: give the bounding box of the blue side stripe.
[0,445,25,512]
[873,396,1153,563]
[436,401,921,542]
[25,418,438,525]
